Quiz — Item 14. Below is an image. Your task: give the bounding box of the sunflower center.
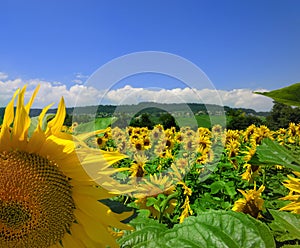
[0,150,75,248]
[0,201,31,228]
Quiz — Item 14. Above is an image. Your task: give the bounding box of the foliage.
[256,138,300,172]
[266,102,300,130]
[227,109,265,130]
[130,113,154,129]
[119,211,275,248]
[158,113,179,130]
[268,210,300,243]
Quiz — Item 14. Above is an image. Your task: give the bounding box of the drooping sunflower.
[241,163,260,182]
[177,181,193,223]
[232,184,265,218]
[178,196,193,223]
[0,86,132,248]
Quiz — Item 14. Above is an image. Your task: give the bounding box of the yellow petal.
[1,88,19,128]
[72,185,114,200]
[73,192,133,230]
[46,97,66,136]
[12,86,31,141]
[70,223,99,248]
[75,129,108,141]
[61,232,85,248]
[0,88,19,149]
[74,209,118,248]
[27,104,53,153]
[25,84,40,113]
[36,103,54,132]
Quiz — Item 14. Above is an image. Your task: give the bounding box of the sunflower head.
[0,86,132,248]
[232,184,265,218]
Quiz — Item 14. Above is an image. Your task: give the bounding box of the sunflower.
[133,174,176,218]
[280,171,300,214]
[0,86,132,248]
[251,125,273,145]
[96,136,108,149]
[232,184,265,218]
[225,139,240,159]
[225,130,240,144]
[128,154,148,179]
[241,163,260,182]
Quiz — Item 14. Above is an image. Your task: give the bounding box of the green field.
[75,117,115,133]
[176,115,230,129]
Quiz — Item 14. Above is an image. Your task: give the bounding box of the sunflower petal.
[25,84,40,113]
[46,97,66,136]
[0,88,19,148]
[12,86,31,141]
[74,209,118,248]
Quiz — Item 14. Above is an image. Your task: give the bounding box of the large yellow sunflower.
[0,86,132,248]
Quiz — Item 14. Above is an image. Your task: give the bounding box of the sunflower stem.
[158,192,179,223]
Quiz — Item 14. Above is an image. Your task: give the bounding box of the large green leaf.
[118,216,167,248]
[256,138,300,172]
[119,211,275,248]
[281,246,300,248]
[255,82,300,107]
[268,209,300,242]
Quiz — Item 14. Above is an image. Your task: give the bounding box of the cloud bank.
[0,73,273,111]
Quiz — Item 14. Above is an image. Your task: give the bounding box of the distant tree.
[158,113,179,130]
[266,102,300,130]
[227,110,264,130]
[130,113,154,129]
[63,114,73,127]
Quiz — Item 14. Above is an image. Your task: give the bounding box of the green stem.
[262,168,266,186]
[158,192,179,223]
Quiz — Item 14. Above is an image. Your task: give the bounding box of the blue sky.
[0,0,299,111]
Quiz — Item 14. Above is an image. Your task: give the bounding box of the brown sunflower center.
[0,201,31,228]
[0,150,75,248]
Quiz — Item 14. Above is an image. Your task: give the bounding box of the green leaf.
[146,197,157,207]
[256,138,300,172]
[254,82,300,107]
[118,216,167,248]
[119,210,275,248]
[161,211,275,248]
[224,182,237,198]
[210,181,225,194]
[268,209,300,242]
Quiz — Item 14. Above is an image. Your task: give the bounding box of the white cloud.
[71,73,90,84]
[0,72,8,80]
[100,85,273,111]
[0,73,273,111]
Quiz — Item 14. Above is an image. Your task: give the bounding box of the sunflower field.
[1,83,300,248]
[83,121,299,248]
